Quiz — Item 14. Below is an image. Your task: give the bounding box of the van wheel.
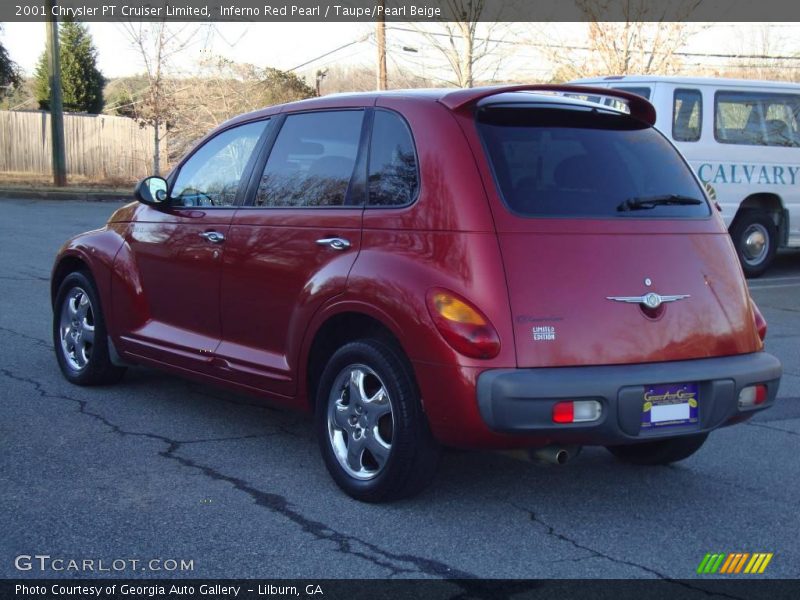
[730,211,777,278]
[53,271,126,386]
[316,339,440,502]
[606,433,708,466]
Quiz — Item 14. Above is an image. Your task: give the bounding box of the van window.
[611,86,651,100]
[255,110,364,208]
[673,89,702,142]
[367,110,419,206]
[477,105,709,219]
[714,91,800,147]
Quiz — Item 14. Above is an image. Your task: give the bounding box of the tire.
[606,433,709,466]
[316,339,440,502]
[53,271,126,386]
[730,211,778,278]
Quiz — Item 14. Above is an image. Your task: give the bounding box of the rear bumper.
[476,352,782,445]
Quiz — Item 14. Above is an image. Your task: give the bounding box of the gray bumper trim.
[477,352,782,443]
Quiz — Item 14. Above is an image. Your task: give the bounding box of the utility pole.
[45,0,67,187]
[376,0,387,90]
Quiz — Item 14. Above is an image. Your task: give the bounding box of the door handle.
[199,231,225,244]
[316,237,351,251]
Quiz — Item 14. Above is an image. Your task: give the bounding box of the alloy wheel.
[327,364,394,480]
[58,287,95,370]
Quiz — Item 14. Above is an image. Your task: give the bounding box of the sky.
[1,22,371,76]
[1,21,799,84]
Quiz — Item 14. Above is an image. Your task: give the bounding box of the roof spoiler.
[438,84,656,126]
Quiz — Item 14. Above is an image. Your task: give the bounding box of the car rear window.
[476,105,710,219]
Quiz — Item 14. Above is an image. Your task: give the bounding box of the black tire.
[730,211,778,278]
[53,271,126,386]
[606,433,709,466]
[315,339,440,502]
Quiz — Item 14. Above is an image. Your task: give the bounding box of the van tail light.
[426,289,500,359]
[750,298,767,342]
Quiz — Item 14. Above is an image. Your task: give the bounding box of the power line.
[288,35,371,72]
[385,25,800,61]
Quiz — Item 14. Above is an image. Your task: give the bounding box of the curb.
[0,188,132,202]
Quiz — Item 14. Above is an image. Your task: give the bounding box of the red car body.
[52,85,781,498]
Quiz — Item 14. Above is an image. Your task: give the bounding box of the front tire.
[730,211,777,278]
[606,433,708,466]
[316,339,440,502]
[53,271,126,386]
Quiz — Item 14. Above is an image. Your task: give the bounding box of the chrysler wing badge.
[606,292,690,309]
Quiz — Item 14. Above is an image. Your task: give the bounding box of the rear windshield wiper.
[617,194,704,212]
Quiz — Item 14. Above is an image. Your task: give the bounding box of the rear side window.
[255,110,364,208]
[477,105,709,219]
[368,110,419,206]
[673,89,702,142]
[715,91,800,147]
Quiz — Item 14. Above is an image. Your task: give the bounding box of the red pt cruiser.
[52,85,782,501]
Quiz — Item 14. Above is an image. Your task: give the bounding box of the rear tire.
[606,433,708,466]
[316,339,440,502]
[730,211,777,278]
[53,271,126,386]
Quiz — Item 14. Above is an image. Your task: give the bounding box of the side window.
[367,111,419,206]
[255,111,364,208]
[672,89,702,142]
[611,86,651,100]
[715,91,800,146]
[172,120,267,207]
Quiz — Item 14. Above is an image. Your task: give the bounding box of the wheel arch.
[733,193,787,245]
[51,253,93,307]
[301,305,409,412]
[51,229,126,335]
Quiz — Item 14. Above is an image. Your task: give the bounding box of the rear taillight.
[750,298,767,342]
[552,400,602,424]
[426,289,500,359]
[738,384,768,410]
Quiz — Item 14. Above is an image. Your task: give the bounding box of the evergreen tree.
[35,21,104,113]
[0,26,21,100]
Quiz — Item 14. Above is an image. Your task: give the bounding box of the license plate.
[641,383,699,429]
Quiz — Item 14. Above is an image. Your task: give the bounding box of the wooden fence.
[0,110,166,180]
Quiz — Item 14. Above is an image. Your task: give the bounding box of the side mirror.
[134,176,169,206]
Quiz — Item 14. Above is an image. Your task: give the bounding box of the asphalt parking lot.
[1,198,798,582]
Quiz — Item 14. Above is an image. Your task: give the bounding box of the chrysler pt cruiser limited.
[52,85,782,502]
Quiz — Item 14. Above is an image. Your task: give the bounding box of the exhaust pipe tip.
[529,444,581,465]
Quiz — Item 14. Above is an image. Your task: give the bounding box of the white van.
[571,75,800,276]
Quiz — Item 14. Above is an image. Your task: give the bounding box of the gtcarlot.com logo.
[14,555,194,573]
[697,552,773,575]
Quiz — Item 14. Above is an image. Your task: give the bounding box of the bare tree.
[120,22,198,175]
[713,24,799,82]
[169,56,316,160]
[411,0,512,88]
[539,0,703,81]
[320,64,434,94]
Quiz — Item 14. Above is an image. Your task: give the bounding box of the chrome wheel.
[327,364,394,481]
[741,223,769,266]
[58,287,95,371]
